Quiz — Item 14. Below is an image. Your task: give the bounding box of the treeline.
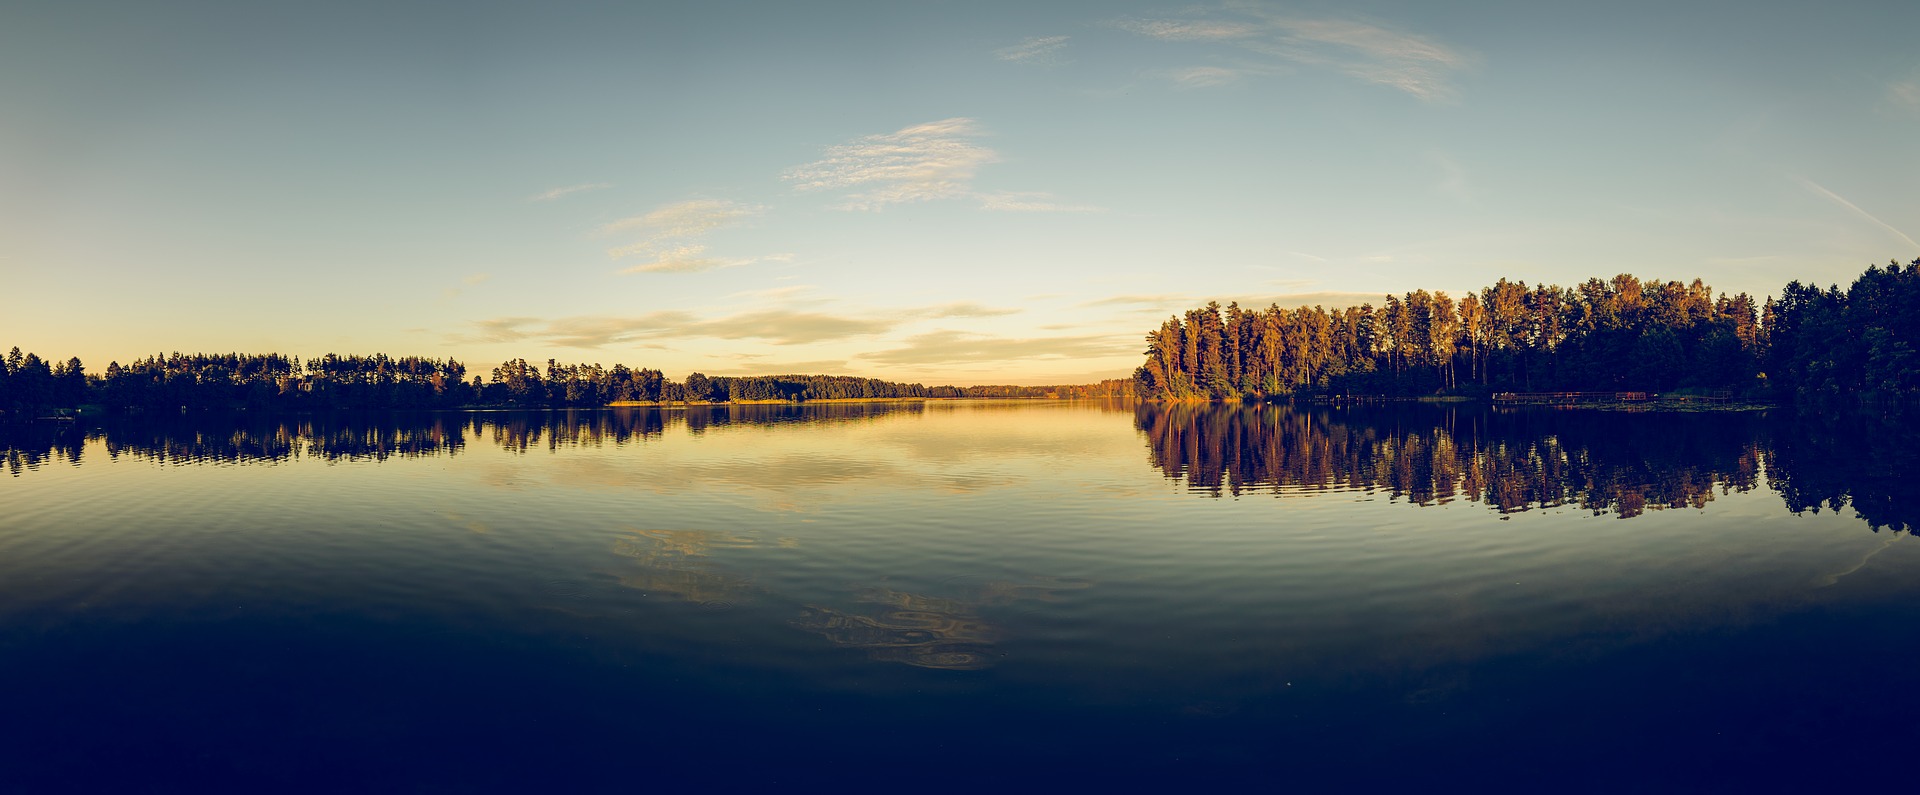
[1135,259,1920,402]
[1136,273,1767,399]
[483,364,1129,405]
[0,348,1128,415]
[1764,260,1920,401]
[0,349,88,415]
[954,380,1134,399]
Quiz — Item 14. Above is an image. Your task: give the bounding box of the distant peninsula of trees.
[0,349,1131,417]
[1133,259,1920,404]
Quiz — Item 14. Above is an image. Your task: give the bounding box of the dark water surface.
[4,401,1918,790]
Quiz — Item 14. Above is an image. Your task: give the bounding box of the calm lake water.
[3,401,1917,790]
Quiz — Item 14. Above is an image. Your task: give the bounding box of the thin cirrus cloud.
[858,330,1138,366]
[457,300,1022,351]
[919,301,1021,319]
[975,191,1103,213]
[604,198,761,237]
[456,309,896,349]
[785,118,998,209]
[620,248,793,275]
[704,359,856,376]
[785,119,1098,212]
[727,285,817,302]
[530,183,611,201]
[1799,178,1920,250]
[1113,8,1473,101]
[1084,291,1384,314]
[1890,75,1920,112]
[601,198,785,274]
[1165,65,1254,87]
[441,272,493,299]
[995,35,1069,64]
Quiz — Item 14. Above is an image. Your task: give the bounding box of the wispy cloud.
[1891,76,1920,113]
[458,313,688,347]
[1083,290,1381,313]
[917,301,1021,319]
[442,272,493,299]
[858,330,1137,366]
[976,191,1103,213]
[785,119,1000,210]
[1114,7,1473,101]
[603,198,762,237]
[1113,19,1260,41]
[1431,151,1472,202]
[530,183,611,201]
[786,119,1098,212]
[1164,65,1250,87]
[456,309,895,348]
[704,359,855,376]
[603,198,779,274]
[457,298,1027,352]
[1082,294,1196,308]
[1799,178,1920,251]
[619,249,792,275]
[996,35,1070,64]
[727,284,818,302]
[697,310,894,345]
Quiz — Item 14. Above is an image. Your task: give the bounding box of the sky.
[3,0,1916,385]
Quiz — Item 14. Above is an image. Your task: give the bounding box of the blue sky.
[4,0,1915,384]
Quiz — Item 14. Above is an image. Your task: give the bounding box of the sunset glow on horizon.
[4,1,1915,384]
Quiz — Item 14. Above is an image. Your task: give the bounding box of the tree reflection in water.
[1136,402,1916,531]
[0,403,928,473]
[5,401,1914,535]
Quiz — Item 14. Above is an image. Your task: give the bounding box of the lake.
[3,401,1917,790]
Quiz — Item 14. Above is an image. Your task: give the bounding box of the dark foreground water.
[3,401,1918,791]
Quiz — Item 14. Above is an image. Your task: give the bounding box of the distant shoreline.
[1144,394,1773,412]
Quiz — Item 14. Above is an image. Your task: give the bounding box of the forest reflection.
[5,401,1911,535]
[1137,402,1918,532]
[0,402,928,473]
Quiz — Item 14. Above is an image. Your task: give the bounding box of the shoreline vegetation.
[1149,392,1772,413]
[7,259,1914,419]
[1130,260,1920,408]
[0,348,1132,418]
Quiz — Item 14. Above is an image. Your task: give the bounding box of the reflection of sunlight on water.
[796,578,1092,670]
[600,526,1093,670]
[1813,533,1901,587]
[796,588,999,670]
[610,528,760,608]
[795,600,998,670]
[436,509,492,535]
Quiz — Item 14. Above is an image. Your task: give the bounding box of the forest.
[1133,259,1920,403]
[0,347,1131,416]
[6,260,1914,416]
